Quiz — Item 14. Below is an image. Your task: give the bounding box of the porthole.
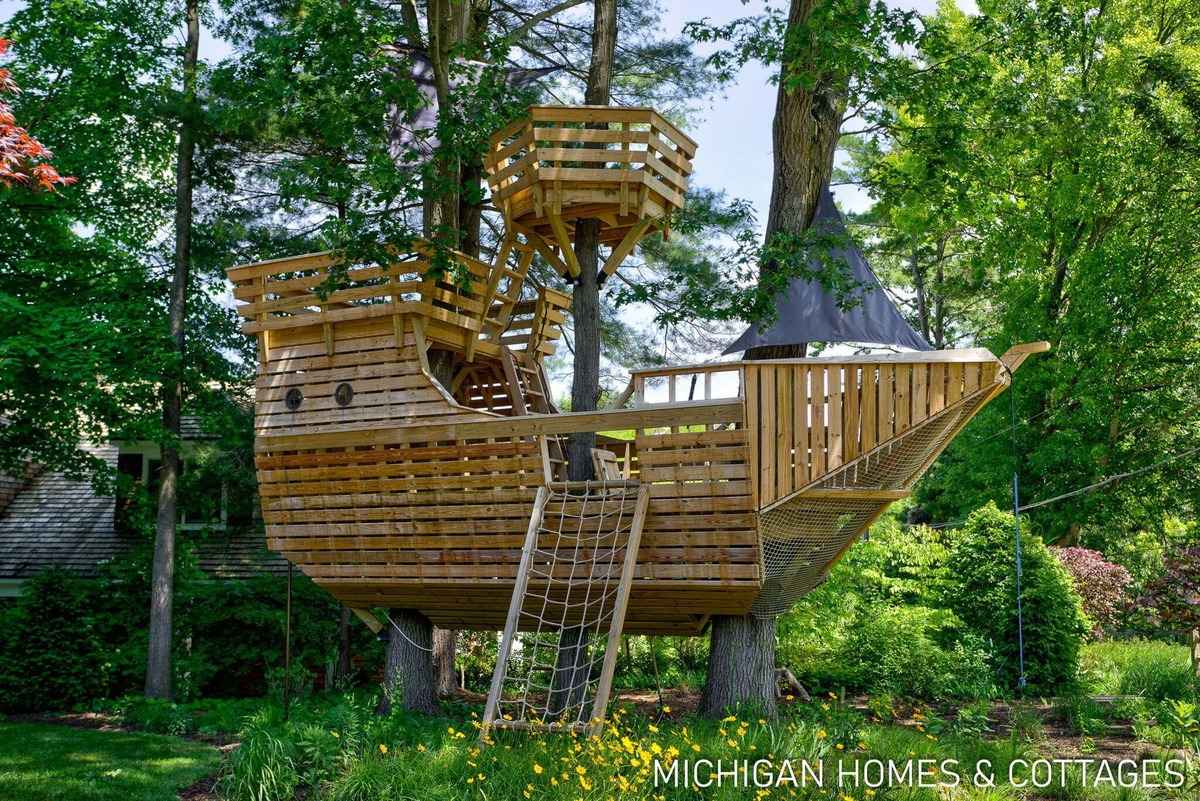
[334,382,354,407]
[285,388,303,411]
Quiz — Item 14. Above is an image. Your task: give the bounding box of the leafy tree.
[847,1,1200,552]
[0,38,73,190]
[1051,546,1132,639]
[1140,546,1200,677]
[944,503,1089,693]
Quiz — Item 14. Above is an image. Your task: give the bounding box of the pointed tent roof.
[723,187,931,354]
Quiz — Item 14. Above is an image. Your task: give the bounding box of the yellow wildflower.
[817,730,827,739]
[533,763,544,775]
[378,744,388,755]
[662,705,672,713]
[648,724,659,733]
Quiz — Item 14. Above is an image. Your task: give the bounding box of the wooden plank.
[777,366,793,501]
[861,364,877,452]
[810,366,826,480]
[792,366,808,487]
[929,364,946,414]
[879,365,895,441]
[913,363,928,426]
[844,365,860,461]
[545,212,582,277]
[828,365,843,470]
[588,485,651,736]
[760,366,776,506]
[948,363,964,403]
[257,398,745,452]
[744,366,759,508]
[482,486,549,736]
[895,364,911,434]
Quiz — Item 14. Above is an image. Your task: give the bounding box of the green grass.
[1080,640,1195,700]
[0,721,219,801]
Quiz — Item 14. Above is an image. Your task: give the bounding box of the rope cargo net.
[483,481,648,735]
[752,385,995,617]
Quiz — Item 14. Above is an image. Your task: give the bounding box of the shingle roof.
[0,445,127,578]
[0,439,286,581]
[195,530,288,578]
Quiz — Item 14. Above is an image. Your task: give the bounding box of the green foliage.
[1080,639,1195,701]
[779,514,995,700]
[943,504,1090,693]
[0,571,112,711]
[219,718,300,801]
[0,539,381,711]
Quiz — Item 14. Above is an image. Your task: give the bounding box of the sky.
[0,0,976,395]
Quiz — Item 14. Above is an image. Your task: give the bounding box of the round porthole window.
[285,388,303,411]
[334,382,354,407]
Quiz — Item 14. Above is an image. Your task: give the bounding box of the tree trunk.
[549,627,591,718]
[433,628,457,696]
[700,615,777,718]
[565,0,616,483]
[146,0,199,701]
[553,0,617,709]
[377,609,438,715]
[704,0,850,717]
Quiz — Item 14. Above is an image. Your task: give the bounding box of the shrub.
[1051,547,1132,638]
[0,570,111,711]
[943,503,1089,693]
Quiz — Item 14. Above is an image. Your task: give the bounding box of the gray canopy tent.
[724,186,931,354]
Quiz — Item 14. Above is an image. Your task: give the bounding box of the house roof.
[0,445,127,578]
[0,437,286,582]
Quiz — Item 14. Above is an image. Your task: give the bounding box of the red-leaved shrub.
[1052,547,1132,638]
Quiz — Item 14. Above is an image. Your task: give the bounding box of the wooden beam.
[999,341,1051,374]
[545,212,581,277]
[599,218,653,281]
[349,607,383,634]
[256,398,745,452]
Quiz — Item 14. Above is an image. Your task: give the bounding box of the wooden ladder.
[481,482,650,737]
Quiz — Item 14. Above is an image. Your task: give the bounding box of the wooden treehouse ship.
[228,104,1045,731]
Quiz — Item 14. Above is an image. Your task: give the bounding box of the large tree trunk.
[145,0,199,701]
[377,609,438,715]
[745,0,845,364]
[553,0,617,711]
[700,615,777,718]
[433,628,457,695]
[565,0,616,480]
[703,0,849,717]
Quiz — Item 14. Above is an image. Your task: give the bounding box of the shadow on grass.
[0,721,219,801]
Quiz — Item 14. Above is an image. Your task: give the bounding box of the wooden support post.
[546,213,581,278]
[599,218,652,281]
[588,484,651,736]
[481,486,550,740]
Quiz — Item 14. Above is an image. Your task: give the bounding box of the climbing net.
[484,480,646,733]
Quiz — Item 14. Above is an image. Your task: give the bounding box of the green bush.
[0,570,113,711]
[778,514,996,700]
[943,503,1089,693]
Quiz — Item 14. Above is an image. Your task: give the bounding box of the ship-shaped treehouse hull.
[229,106,1044,635]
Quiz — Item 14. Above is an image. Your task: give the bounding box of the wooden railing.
[228,248,490,336]
[485,105,696,223]
[744,352,1002,506]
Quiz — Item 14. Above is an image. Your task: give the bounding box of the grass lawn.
[0,721,219,801]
